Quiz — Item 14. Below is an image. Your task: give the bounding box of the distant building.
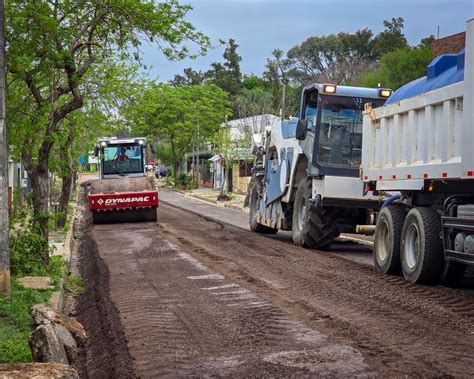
[7,158,30,216]
[209,114,280,193]
[432,31,465,58]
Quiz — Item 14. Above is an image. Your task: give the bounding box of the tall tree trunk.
[56,128,75,229]
[23,147,50,264]
[0,0,9,294]
[56,171,74,229]
[27,167,50,266]
[173,161,180,183]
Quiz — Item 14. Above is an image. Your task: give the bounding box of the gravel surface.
[74,187,474,377]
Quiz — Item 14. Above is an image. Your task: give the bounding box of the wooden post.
[0,0,10,295]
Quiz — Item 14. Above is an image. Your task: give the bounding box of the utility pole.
[278,63,285,121]
[281,79,286,121]
[0,0,10,295]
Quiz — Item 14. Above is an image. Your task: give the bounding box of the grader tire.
[292,179,339,249]
[249,180,278,234]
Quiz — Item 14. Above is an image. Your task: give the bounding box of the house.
[7,158,30,216]
[209,114,280,193]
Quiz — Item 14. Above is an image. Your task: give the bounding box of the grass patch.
[64,275,84,297]
[0,255,64,363]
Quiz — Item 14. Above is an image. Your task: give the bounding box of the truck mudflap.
[88,190,159,211]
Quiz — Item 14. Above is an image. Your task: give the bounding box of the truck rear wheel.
[400,207,444,284]
[249,180,278,234]
[292,179,339,249]
[374,205,406,275]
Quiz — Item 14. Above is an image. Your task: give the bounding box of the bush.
[177,172,192,187]
[0,281,55,363]
[9,223,49,276]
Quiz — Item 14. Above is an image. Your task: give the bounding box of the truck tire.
[292,179,339,249]
[374,205,406,275]
[249,180,278,234]
[400,207,444,284]
[441,261,466,286]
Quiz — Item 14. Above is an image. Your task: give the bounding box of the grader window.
[317,96,384,169]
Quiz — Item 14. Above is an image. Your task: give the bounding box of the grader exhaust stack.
[88,137,158,224]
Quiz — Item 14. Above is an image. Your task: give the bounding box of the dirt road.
[74,193,474,377]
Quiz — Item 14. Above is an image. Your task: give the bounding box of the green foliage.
[278,17,414,86]
[64,275,84,297]
[6,0,212,254]
[361,46,432,90]
[242,75,268,91]
[165,175,175,187]
[170,67,206,86]
[9,223,49,276]
[128,81,232,178]
[373,17,409,56]
[176,172,197,189]
[8,197,65,276]
[172,38,243,116]
[0,280,57,363]
[285,28,377,84]
[11,187,24,220]
[208,39,242,97]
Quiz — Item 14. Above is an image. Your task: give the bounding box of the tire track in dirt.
[159,202,474,377]
[88,221,372,377]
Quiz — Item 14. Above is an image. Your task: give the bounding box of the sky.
[141,0,474,82]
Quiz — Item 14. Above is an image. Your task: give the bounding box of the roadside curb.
[161,184,248,212]
[48,189,80,312]
[187,192,248,213]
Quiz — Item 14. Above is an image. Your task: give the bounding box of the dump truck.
[88,137,159,224]
[363,19,473,284]
[249,83,391,249]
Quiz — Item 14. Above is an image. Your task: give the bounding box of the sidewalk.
[178,186,249,213]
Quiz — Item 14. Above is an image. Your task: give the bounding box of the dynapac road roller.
[88,137,158,224]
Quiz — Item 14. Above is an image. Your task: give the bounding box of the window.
[317,96,384,169]
[304,104,318,129]
[239,160,253,177]
[102,144,144,175]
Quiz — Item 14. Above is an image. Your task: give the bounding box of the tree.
[128,82,232,181]
[263,50,300,117]
[0,0,9,294]
[285,29,376,85]
[6,0,211,263]
[361,46,432,90]
[170,67,206,86]
[419,35,435,48]
[236,87,274,120]
[206,39,242,112]
[212,120,251,199]
[373,17,409,56]
[275,18,409,86]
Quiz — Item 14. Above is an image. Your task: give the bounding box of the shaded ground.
[74,186,474,377]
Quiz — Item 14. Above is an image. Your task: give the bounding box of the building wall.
[7,160,30,216]
[232,162,251,195]
[432,32,465,58]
